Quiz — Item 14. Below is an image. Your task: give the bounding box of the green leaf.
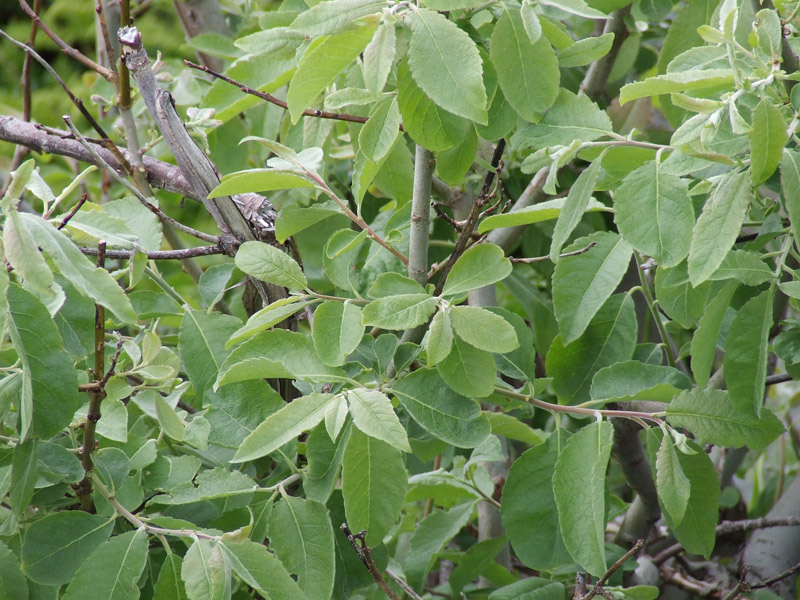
[289,0,385,36]
[690,281,737,387]
[408,8,487,124]
[275,201,341,242]
[268,495,335,600]
[10,439,37,517]
[654,262,709,327]
[450,306,519,353]
[436,125,479,186]
[342,427,407,545]
[449,536,509,596]
[550,160,604,262]
[235,241,307,291]
[490,578,566,600]
[221,539,307,600]
[490,8,559,123]
[513,89,612,149]
[442,244,512,297]
[397,62,470,152]
[667,388,785,450]
[155,468,257,505]
[153,554,188,600]
[156,394,186,442]
[361,293,438,329]
[749,99,787,185]
[437,335,497,397]
[182,539,231,600]
[478,196,608,234]
[648,433,719,557]
[346,388,411,452]
[614,161,694,267]
[209,170,314,197]
[232,393,334,462]
[655,434,691,527]
[363,20,397,94]
[501,435,572,570]
[21,511,114,585]
[359,98,402,163]
[3,207,58,304]
[558,33,614,67]
[688,170,752,285]
[425,308,454,365]
[707,250,774,285]
[405,502,475,590]
[217,330,344,388]
[539,0,609,18]
[312,301,363,366]
[228,298,313,347]
[485,411,543,446]
[7,284,81,440]
[391,368,490,447]
[64,207,139,249]
[546,294,637,404]
[305,422,349,503]
[590,361,691,404]
[781,149,800,248]
[287,24,377,123]
[490,307,537,382]
[619,69,734,105]
[724,288,773,415]
[19,214,136,324]
[0,540,28,600]
[368,272,426,298]
[552,231,633,344]
[61,530,148,600]
[553,421,614,577]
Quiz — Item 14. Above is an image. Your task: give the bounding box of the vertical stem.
[77,241,107,511]
[579,5,631,102]
[409,146,434,285]
[633,251,678,369]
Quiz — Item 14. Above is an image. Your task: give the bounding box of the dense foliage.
[2,0,800,598]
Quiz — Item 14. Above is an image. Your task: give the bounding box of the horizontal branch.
[79,245,224,260]
[0,116,199,199]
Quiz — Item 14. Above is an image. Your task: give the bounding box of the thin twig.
[385,569,424,600]
[766,373,793,385]
[185,60,377,127]
[18,0,114,79]
[79,245,224,260]
[63,116,220,244]
[511,241,597,263]
[341,524,402,600]
[583,539,644,600]
[57,193,89,230]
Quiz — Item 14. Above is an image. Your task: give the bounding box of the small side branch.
[341,524,410,600]
[582,540,644,600]
[79,245,224,260]
[511,241,597,263]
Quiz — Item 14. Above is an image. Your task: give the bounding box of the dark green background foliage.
[1,0,800,598]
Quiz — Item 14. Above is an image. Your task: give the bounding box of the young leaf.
[228,298,314,348]
[61,530,148,600]
[425,308,454,365]
[619,69,734,105]
[21,511,114,585]
[359,98,402,163]
[553,420,614,577]
[520,0,542,42]
[405,502,476,590]
[342,427,407,545]
[268,495,336,600]
[3,208,58,303]
[0,540,28,600]
[613,161,694,268]
[666,388,785,450]
[312,301,363,366]
[391,368,491,447]
[362,20,397,94]
[538,0,609,18]
[558,33,614,67]
[550,160,604,262]
[232,393,334,462]
[449,537,509,596]
[209,170,314,197]
[687,170,752,285]
[235,241,307,291]
[287,24,377,123]
[749,99,787,186]
[442,244,512,297]
[154,553,188,600]
[221,539,306,600]
[9,439,37,517]
[7,284,81,440]
[546,294,637,404]
[590,361,691,404]
[781,149,800,247]
[436,125,479,186]
[361,293,438,329]
[723,288,773,415]
[155,468,257,505]
[408,8,488,124]
[552,231,633,344]
[289,0,385,36]
[450,306,519,353]
[706,250,774,286]
[490,7,559,122]
[437,335,497,397]
[346,388,411,452]
[182,539,231,600]
[653,263,709,328]
[502,435,573,570]
[305,422,349,503]
[655,434,691,526]
[690,281,737,387]
[478,196,609,233]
